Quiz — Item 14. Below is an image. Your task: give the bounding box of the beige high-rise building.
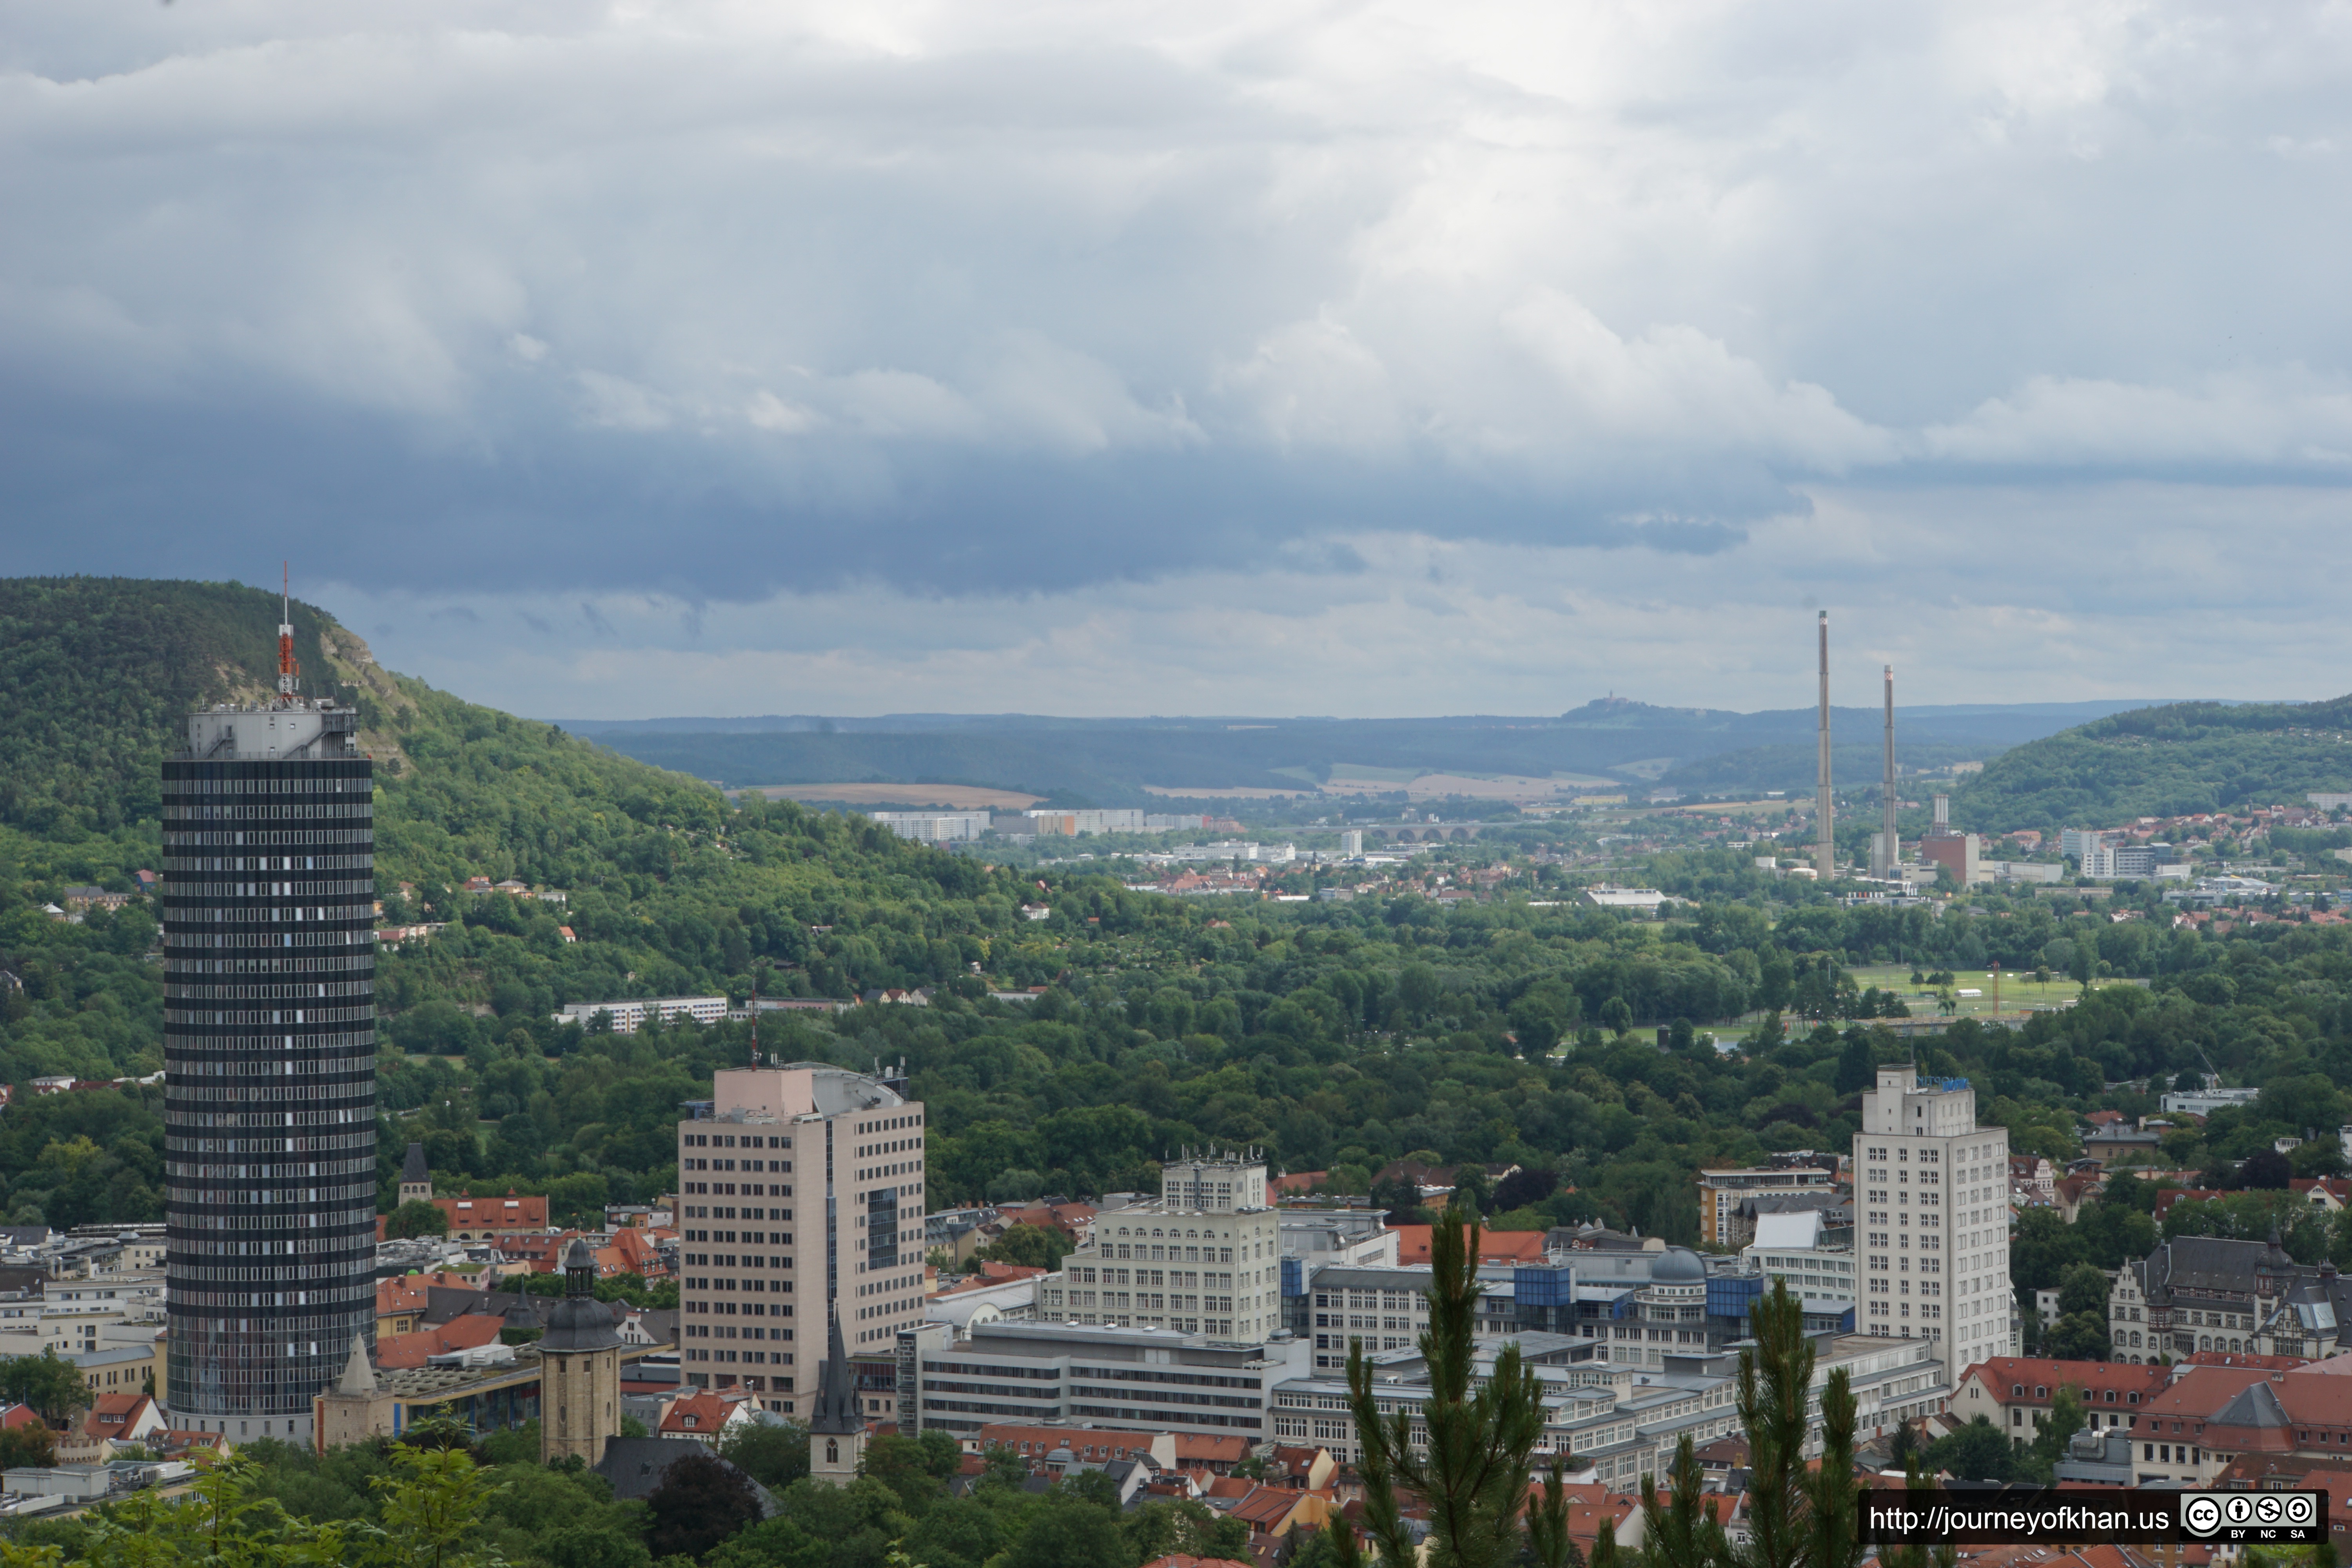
[677,1063,926,1421]
[1854,1065,2013,1379]
[1040,1151,1281,1343]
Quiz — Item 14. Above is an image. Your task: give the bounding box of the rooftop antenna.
[748,961,763,1066]
[277,562,301,702]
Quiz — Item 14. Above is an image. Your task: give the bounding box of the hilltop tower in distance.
[160,576,375,1443]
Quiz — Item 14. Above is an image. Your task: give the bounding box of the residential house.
[2054,1172,2104,1224]
[657,1389,757,1443]
[1211,1481,1339,1559]
[1951,1358,2172,1446]
[80,1394,165,1455]
[2010,1155,2058,1208]
[996,1201,1097,1249]
[2294,1180,2352,1214]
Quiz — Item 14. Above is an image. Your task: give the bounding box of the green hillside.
[1952,697,2352,833]
[0,577,1017,1232]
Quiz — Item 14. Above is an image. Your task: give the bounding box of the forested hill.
[1952,697,2352,833]
[0,576,1012,1231]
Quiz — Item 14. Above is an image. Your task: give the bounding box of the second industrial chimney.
[1815,612,1835,878]
[1872,665,1898,878]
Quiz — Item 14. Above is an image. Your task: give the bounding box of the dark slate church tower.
[808,1308,866,1485]
[160,590,376,1441]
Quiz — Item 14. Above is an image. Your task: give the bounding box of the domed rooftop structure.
[1651,1247,1706,1283]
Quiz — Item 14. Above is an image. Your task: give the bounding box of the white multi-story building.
[2160,1082,2262,1117]
[676,1063,927,1420]
[1854,1065,2012,1378]
[2061,828,2106,863]
[1036,1152,1282,1343]
[1742,1210,1857,1305]
[555,996,728,1034]
[1269,1332,1948,1486]
[869,811,993,843]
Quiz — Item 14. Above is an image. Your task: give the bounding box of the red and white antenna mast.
[749,961,764,1065]
[278,562,301,702]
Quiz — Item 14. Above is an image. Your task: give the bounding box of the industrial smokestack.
[1816,612,1835,878]
[1875,665,1898,879]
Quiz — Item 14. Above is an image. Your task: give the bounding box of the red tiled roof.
[1958,1359,2172,1406]
[439,1191,550,1231]
[939,1262,1045,1296]
[1387,1226,1548,1266]
[1225,1484,1309,1529]
[84,1394,156,1438]
[973,1423,1161,1461]
[659,1390,746,1435]
[1173,1434,1253,1464]
[375,1313,505,1370]
[373,1270,476,1315]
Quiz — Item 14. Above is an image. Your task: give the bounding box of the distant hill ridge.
[563,698,2183,804]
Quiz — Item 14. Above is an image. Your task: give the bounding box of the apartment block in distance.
[1696,1164,1833,1248]
[1855,1064,2013,1377]
[1038,1151,1282,1342]
[677,1064,926,1420]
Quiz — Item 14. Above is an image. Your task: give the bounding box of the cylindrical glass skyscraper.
[159,614,376,1442]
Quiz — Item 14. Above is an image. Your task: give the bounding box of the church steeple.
[335,1334,376,1397]
[539,1238,623,1466]
[808,1307,864,1485]
[398,1142,432,1209]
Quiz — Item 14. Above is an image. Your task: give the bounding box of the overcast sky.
[5,0,2349,718]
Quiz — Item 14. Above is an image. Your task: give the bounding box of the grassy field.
[1693,964,2136,1048]
[1845,963,2135,1020]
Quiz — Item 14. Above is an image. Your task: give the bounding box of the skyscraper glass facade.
[161,697,375,1436]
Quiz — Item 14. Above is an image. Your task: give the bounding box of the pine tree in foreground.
[1333,1209,1572,1568]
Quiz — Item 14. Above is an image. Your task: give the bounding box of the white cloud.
[1920,372,2352,470]
[575,370,672,431]
[321,476,2352,717]
[4,0,2352,704]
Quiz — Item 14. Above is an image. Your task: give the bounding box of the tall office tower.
[1854,1065,2012,1378]
[162,593,374,1441]
[676,1063,926,1420]
[1038,1149,1282,1343]
[1815,612,1836,878]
